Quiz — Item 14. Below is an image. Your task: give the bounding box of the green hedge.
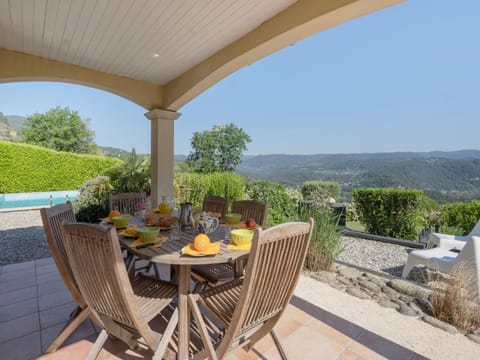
[352,187,424,240]
[174,172,245,208]
[0,141,122,193]
[441,200,480,235]
[301,181,340,203]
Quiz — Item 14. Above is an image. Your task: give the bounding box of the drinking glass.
[224,213,241,241]
[169,222,181,241]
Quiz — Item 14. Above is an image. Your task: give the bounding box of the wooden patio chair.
[191,200,268,289]
[109,192,147,214]
[40,203,100,353]
[201,195,229,218]
[188,219,313,359]
[61,223,178,360]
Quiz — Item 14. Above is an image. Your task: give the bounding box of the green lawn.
[346,221,365,232]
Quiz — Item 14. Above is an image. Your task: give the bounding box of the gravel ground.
[0,209,51,265]
[0,210,412,275]
[336,236,411,277]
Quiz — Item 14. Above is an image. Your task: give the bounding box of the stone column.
[144,109,181,208]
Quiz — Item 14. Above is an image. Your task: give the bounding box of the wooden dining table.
[118,226,250,359]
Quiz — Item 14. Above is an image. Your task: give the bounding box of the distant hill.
[5,115,27,130]
[236,150,480,203]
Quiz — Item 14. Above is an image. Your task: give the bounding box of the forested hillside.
[237,151,480,202]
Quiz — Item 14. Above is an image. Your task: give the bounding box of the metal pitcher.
[179,202,194,229]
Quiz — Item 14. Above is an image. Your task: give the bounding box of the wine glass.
[224,213,242,241]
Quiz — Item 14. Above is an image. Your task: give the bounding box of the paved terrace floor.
[0,258,428,360]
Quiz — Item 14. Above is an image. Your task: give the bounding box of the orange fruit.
[193,234,210,252]
[109,210,121,218]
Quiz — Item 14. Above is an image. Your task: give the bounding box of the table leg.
[177,264,191,359]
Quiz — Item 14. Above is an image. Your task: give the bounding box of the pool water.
[0,191,79,209]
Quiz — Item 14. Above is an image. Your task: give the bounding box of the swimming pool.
[0,190,79,209]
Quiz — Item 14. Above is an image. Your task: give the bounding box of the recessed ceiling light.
[152,53,160,58]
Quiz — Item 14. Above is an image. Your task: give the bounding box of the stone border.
[343,228,426,249]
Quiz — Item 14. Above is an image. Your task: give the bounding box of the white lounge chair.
[402,236,480,301]
[426,219,480,251]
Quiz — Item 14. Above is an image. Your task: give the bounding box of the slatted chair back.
[109,192,147,215]
[40,203,85,307]
[216,219,313,357]
[61,223,158,348]
[232,200,268,226]
[202,195,229,217]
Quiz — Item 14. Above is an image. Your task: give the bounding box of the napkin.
[182,243,220,256]
[129,236,168,248]
[227,243,251,251]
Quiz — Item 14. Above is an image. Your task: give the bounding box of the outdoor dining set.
[40,193,314,359]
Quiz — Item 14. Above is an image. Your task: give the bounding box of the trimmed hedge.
[441,200,480,235]
[0,141,122,193]
[174,172,245,208]
[301,181,340,203]
[352,187,424,240]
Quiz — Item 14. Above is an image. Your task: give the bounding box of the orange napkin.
[100,217,113,223]
[129,236,168,248]
[181,243,220,256]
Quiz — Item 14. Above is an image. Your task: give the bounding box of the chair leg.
[152,308,179,360]
[271,328,288,360]
[188,295,218,360]
[44,305,90,353]
[86,329,108,360]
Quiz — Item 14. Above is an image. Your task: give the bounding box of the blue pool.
[0,191,79,209]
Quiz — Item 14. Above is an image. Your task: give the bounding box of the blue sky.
[1,0,479,156]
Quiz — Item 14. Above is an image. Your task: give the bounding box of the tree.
[186,123,251,173]
[19,106,96,153]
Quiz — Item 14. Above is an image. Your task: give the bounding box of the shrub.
[244,180,298,226]
[352,187,424,240]
[107,149,151,194]
[0,141,121,193]
[73,176,112,223]
[301,181,340,204]
[299,204,342,271]
[441,200,480,235]
[430,263,480,332]
[174,172,244,208]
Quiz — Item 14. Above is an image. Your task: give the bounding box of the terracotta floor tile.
[0,297,38,322]
[41,318,96,351]
[0,331,42,360]
[0,312,40,344]
[344,342,388,360]
[353,330,415,360]
[337,346,384,360]
[39,339,104,360]
[39,301,77,329]
[0,285,37,307]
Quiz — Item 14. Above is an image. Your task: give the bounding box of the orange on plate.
[193,233,210,252]
[109,210,121,218]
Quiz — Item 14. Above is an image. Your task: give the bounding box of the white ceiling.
[0,0,297,85]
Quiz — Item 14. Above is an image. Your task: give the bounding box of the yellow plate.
[227,243,251,251]
[129,236,168,248]
[181,243,220,256]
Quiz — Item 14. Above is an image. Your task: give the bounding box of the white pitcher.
[195,211,219,234]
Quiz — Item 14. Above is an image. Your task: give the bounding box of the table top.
[118,227,249,265]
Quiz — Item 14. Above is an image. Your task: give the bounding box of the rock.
[378,299,400,310]
[338,266,363,280]
[422,315,458,334]
[381,285,400,298]
[365,274,387,287]
[346,286,371,300]
[407,301,424,315]
[399,295,411,303]
[387,279,431,299]
[466,333,480,344]
[396,301,418,317]
[311,271,337,284]
[337,276,352,285]
[414,298,434,316]
[358,279,381,293]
